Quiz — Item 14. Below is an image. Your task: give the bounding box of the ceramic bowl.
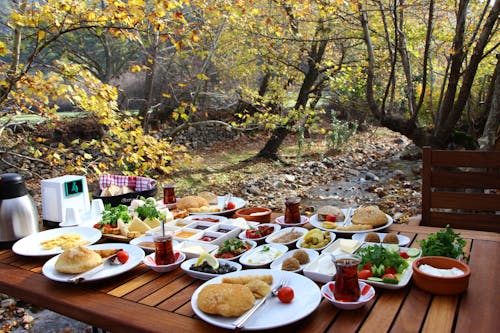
[143,251,185,273]
[296,231,336,252]
[412,256,471,295]
[238,223,281,244]
[265,227,308,247]
[234,207,273,223]
[180,258,242,280]
[321,281,376,310]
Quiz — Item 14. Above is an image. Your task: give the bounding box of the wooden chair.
[421,146,500,233]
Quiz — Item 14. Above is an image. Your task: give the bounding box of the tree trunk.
[434,0,499,145]
[478,54,500,151]
[255,126,290,160]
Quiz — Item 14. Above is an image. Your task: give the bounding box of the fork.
[233,279,286,330]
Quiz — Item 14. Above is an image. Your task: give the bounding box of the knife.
[233,292,271,330]
[68,254,118,284]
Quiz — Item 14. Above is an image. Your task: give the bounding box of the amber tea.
[333,254,361,302]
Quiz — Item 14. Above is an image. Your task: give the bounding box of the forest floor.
[1,126,422,332]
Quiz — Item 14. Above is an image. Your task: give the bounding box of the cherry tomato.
[385,266,397,275]
[399,251,409,259]
[277,286,294,303]
[363,263,373,270]
[93,223,101,229]
[116,250,129,264]
[225,202,236,210]
[325,215,337,222]
[358,269,373,280]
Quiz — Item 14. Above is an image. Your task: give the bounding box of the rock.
[1,298,16,309]
[365,172,379,181]
[393,170,406,181]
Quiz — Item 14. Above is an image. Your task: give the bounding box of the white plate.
[239,243,288,267]
[42,243,145,283]
[191,269,322,330]
[356,244,421,289]
[181,258,242,280]
[238,224,281,243]
[309,209,393,234]
[296,231,336,252]
[265,227,308,246]
[129,235,179,253]
[189,196,246,216]
[184,214,228,223]
[270,248,319,273]
[275,215,309,228]
[351,232,410,247]
[12,227,102,257]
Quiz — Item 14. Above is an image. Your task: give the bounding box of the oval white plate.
[191,269,322,331]
[265,227,308,246]
[296,231,336,251]
[238,223,281,243]
[303,253,337,283]
[269,248,319,273]
[42,243,145,283]
[212,239,257,261]
[12,226,102,257]
[181,258,242,280]
[239,243,288,267]
[189,196,246,216]
[309,209,393,234]
[351,232,410,247]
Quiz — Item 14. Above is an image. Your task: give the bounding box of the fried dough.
[336,224,373,231]
[221,274,273,286]
[177,196,209,210]
[244,279,271,299]
[197,283,255,317]
[351,205,388,227]
[94,249,121,258]
[54,246,103,274]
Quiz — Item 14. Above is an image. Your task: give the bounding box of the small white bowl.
[212,239,257,261]
[275,215,309,228]
[239,243,288,267]
[321,281,376,310]
[173,240,219,259]
[296,231,336,251]
[265,227,308,247]
[269,248,319,273]
[303,253,337,283]
[181,258,242,280]
[238,223,281,243]
[143,251,185,273]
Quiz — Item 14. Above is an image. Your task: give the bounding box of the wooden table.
[1,224,498,333]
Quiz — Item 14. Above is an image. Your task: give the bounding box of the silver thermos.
[0,173,39,247]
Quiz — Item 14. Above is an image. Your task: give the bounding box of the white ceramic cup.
[64,207,81,226]
[90,199,105,219]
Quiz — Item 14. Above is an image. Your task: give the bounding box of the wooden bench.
[421,146,500,233]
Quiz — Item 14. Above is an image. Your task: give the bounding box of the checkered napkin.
[99,174,157,191]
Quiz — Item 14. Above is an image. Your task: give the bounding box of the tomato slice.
[358,269,373,280]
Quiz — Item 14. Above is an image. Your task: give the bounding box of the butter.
[339,239,360,253]
[182,245,205,254]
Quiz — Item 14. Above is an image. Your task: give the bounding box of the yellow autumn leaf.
[162,93,171,98]
[83,153,92,159]
[130,65,142,72]
[196,73,209,80]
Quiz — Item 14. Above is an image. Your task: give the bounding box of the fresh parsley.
[134,197,165,220]
[100,204,132,227]
[419,225,466,258]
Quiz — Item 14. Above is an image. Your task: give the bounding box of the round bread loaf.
[176,195,209,210]
[317,205,345,221]
[351,205,388,227]
[54,246,103,274]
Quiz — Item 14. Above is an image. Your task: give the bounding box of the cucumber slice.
[386,244,400,253]
[407,248,420,257]
[367,277,383,282]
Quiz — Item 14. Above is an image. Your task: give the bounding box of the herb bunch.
[419,226,466,258]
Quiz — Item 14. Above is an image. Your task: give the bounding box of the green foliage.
[325,111,358,152]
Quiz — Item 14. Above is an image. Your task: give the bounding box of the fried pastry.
[197,283,255,317]
[351,205,388,227]
[244,279,271,298]
[94,249,121,258]
[54,246,103,274]
[336,224,373,231]
[176,196,209,210]
[221,274,273,286]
